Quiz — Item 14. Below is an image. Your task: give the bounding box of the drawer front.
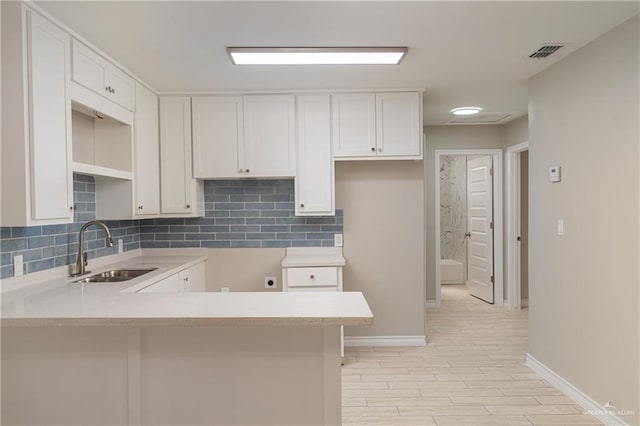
[287,286,337,292]
[287,267,337,287]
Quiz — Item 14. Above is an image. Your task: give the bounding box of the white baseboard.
[521,299,529,308]
[425,300,439,308]
[344,336,426,347]
[526,354,630,426]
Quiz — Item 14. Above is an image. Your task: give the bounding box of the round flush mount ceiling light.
[451,107,482,116]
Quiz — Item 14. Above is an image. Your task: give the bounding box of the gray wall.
[207,161,427,340]
[503,116,529,148]
[336,161,426,338]
[528,15,638,423]
[424,125,504,301]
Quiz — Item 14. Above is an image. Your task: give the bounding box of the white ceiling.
[36,1,639,125]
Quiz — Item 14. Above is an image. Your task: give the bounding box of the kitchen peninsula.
[1,249,373,426]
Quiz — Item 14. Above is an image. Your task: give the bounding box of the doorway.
[506,142,529,309]
[433,149,504,307]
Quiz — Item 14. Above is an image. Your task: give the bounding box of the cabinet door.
[192,96,243,178]
[180,261,206,292]
[71,39,106,96]
[295,95,334,216]
[243,95,295,177]
[375,92,421,158]
[105,65,135,110]
[134,83,160,216]
[331,93,376,158]
[160,97,193,214]
[27,11,73,221]
[71,39,134,110]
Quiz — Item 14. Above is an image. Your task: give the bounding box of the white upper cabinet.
[27,10,74,221]
[243,95,296,177]
[332,91,422,160]
[134,83,160,216]
[192,95,294,178]
[159,97,204,216]
[71,39,135,110]
[332,93,377,157]
[295,95,334,216]
[2,6,76,226]
[375,92,421,157]
[192,96,243,178]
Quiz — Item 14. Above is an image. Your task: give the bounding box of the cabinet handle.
[370,147,375,152]
[300,203,304,208]
[310,274,315,280]
[186,204,191,209]
[138,205,143,210]
[245,169,250,173]
[112,88,116,94]
[69,206,74,211]
[105,86,109,92]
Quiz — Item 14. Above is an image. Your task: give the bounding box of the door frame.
[506,141,529,309]
[434,149,504,307]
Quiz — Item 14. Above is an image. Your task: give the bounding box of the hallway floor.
[341,284,601,425]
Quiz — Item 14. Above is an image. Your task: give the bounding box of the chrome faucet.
[69,220,114,277]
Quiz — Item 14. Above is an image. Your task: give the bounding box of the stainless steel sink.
[73,268,157,283]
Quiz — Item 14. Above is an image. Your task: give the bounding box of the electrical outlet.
[13,255,23,277]
[264,276,277,289]
[334,233,343,247]
[118,239,123,253]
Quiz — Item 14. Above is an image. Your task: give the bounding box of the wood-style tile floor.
[341,284,601,426]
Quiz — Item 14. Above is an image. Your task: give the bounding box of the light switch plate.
[549,166,561,183]
[557,219,564,236]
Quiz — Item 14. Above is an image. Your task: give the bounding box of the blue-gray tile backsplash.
[0,177,343,279]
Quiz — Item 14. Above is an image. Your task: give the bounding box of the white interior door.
[466,156,494,303]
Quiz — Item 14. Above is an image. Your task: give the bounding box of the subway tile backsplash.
[0,174,140,279]
[0,176,343,279]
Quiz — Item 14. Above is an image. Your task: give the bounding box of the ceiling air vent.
[529,45,564,59]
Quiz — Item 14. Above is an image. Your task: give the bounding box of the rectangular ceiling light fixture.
[227,47,408,65]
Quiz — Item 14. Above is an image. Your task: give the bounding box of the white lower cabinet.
[138,261,206,293]
[284,265,344,356]
[180,261,206,292]
[281,247,345,357]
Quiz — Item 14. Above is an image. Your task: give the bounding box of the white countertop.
[281,247,346,268]
[1,249,373,327]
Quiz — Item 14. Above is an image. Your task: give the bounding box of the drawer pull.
[309,274,315,280]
